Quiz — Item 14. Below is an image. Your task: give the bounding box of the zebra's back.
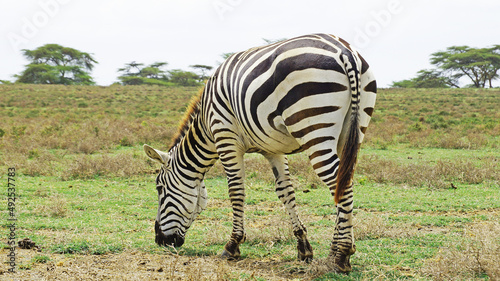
[206,33,376,155]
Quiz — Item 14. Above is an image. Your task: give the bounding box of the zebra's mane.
[169,88,203,150]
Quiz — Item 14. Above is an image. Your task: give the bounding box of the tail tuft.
[334,115,359,204]
[335,53,361,204]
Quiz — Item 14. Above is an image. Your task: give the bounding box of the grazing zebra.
[144,33,376,273]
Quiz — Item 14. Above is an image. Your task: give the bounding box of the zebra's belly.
[244,131,302,155]
[239,101,349,155]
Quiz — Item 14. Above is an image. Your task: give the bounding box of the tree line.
[0,44,213,87]
[2,43,499,88]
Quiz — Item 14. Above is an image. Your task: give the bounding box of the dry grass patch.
[357,154,499,188]
[422,222,500,280]
[1,249,301,280]
[365,115,407,149]
[36,195,70,218]
[354,211,418,240]
[245,212,295,248]
[61,153,152,180]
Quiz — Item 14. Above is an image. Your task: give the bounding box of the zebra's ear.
[143,144,169,165]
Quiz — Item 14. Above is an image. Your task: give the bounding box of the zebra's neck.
[170,115,219,177]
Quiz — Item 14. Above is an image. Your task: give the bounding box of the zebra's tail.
[335,53,361,204]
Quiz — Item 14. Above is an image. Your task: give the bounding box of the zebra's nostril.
[155,232,185,248]
[155,220,161,234]
[154,221,185,247]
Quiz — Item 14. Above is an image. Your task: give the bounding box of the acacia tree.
[481,45,500,88]
[431,45,500,88]
[142,62,169,80]
[190,64,213,82]
[117,61,144,77]
[168,69,199,86]
[117,61,169,85]
[392,45,500,88]
[15,44,97,85]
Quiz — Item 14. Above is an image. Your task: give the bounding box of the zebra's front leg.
[329,185,355,273]
[219,151,246,260]
[264,154,313,262]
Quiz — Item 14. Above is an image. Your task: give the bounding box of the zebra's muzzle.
[155,220,185,248]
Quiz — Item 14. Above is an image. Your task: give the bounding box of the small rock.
[18,238,41,251]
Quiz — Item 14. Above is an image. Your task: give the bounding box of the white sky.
[1,0,499,87]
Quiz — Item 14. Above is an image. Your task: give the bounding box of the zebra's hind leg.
[307,148,355,273]
[264,153,313,262]
[328,184,356,273]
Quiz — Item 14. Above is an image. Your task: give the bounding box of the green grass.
[355,182,500,212]
[2,172,498,279]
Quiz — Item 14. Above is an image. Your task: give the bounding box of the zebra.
[144,33,376,273]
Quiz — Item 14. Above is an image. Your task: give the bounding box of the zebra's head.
[143,144,208,248]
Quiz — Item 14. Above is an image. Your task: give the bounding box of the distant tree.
[390,79,415,88]
[190,64,213,82]
[391,69,458,88]
[117,61,144,77]
[117,61,169,85]
[214,52,234,66]
[168,70,199,86]
[15,44,97,85]
[481,45,500,88]
[0,80,12,84]
[118,76,148,86]
[141,62,169,80]
[392,45,500,88]
[220,52,234,61]
[431,45,500,88]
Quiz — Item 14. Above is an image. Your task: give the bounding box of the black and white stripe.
[144,33,376,273]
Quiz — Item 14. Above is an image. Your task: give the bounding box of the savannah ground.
[0,85,499,280]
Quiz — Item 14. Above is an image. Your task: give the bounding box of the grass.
[3,174,498,279]
[0,85,499,280]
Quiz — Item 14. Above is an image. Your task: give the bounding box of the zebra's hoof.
[328,247,355,274]
[297,239,313,263]
[298,253,313,263]
[331,263,352,274]
[326,256,352,274]
[221,249,240,260]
